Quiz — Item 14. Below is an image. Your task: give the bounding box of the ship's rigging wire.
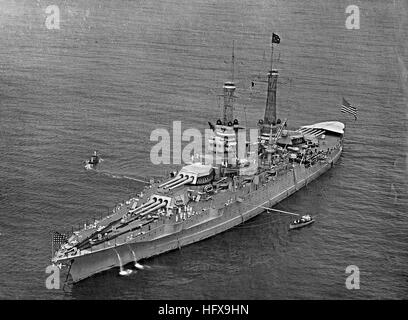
[233,200,301,231]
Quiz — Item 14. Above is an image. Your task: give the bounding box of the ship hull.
[63,147,342,283]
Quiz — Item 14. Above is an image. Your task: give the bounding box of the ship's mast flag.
[269,33,280,71]
[341,97,358,120]
[272,33,281,44]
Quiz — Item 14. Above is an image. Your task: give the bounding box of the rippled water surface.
[0,0,407,299]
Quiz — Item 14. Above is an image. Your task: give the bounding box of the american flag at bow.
[341,97,358,120]
[52,231,68,247]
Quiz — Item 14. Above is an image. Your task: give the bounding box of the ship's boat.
[51,37,345,284]
[84,151,100,170]
[289,215,315,230]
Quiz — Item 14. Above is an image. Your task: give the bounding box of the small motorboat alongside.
[289,215,315,230]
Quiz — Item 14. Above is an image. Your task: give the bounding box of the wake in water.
[97,170,149,184]
[84,160,150,184]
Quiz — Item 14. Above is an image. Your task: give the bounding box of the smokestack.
[222,81,235,124]
[264,69,278,125]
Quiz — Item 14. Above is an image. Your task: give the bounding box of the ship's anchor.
[62,259,74,292]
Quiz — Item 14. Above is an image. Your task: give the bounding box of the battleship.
[51,37,345,283]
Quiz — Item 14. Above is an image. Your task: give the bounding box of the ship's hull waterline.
[61,147,342,283]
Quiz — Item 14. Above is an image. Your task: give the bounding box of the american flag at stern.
[341,97,358,120]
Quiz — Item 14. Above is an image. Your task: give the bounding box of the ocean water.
[0,0,406,299]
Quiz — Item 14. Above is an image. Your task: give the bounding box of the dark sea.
[0,0,407,299]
